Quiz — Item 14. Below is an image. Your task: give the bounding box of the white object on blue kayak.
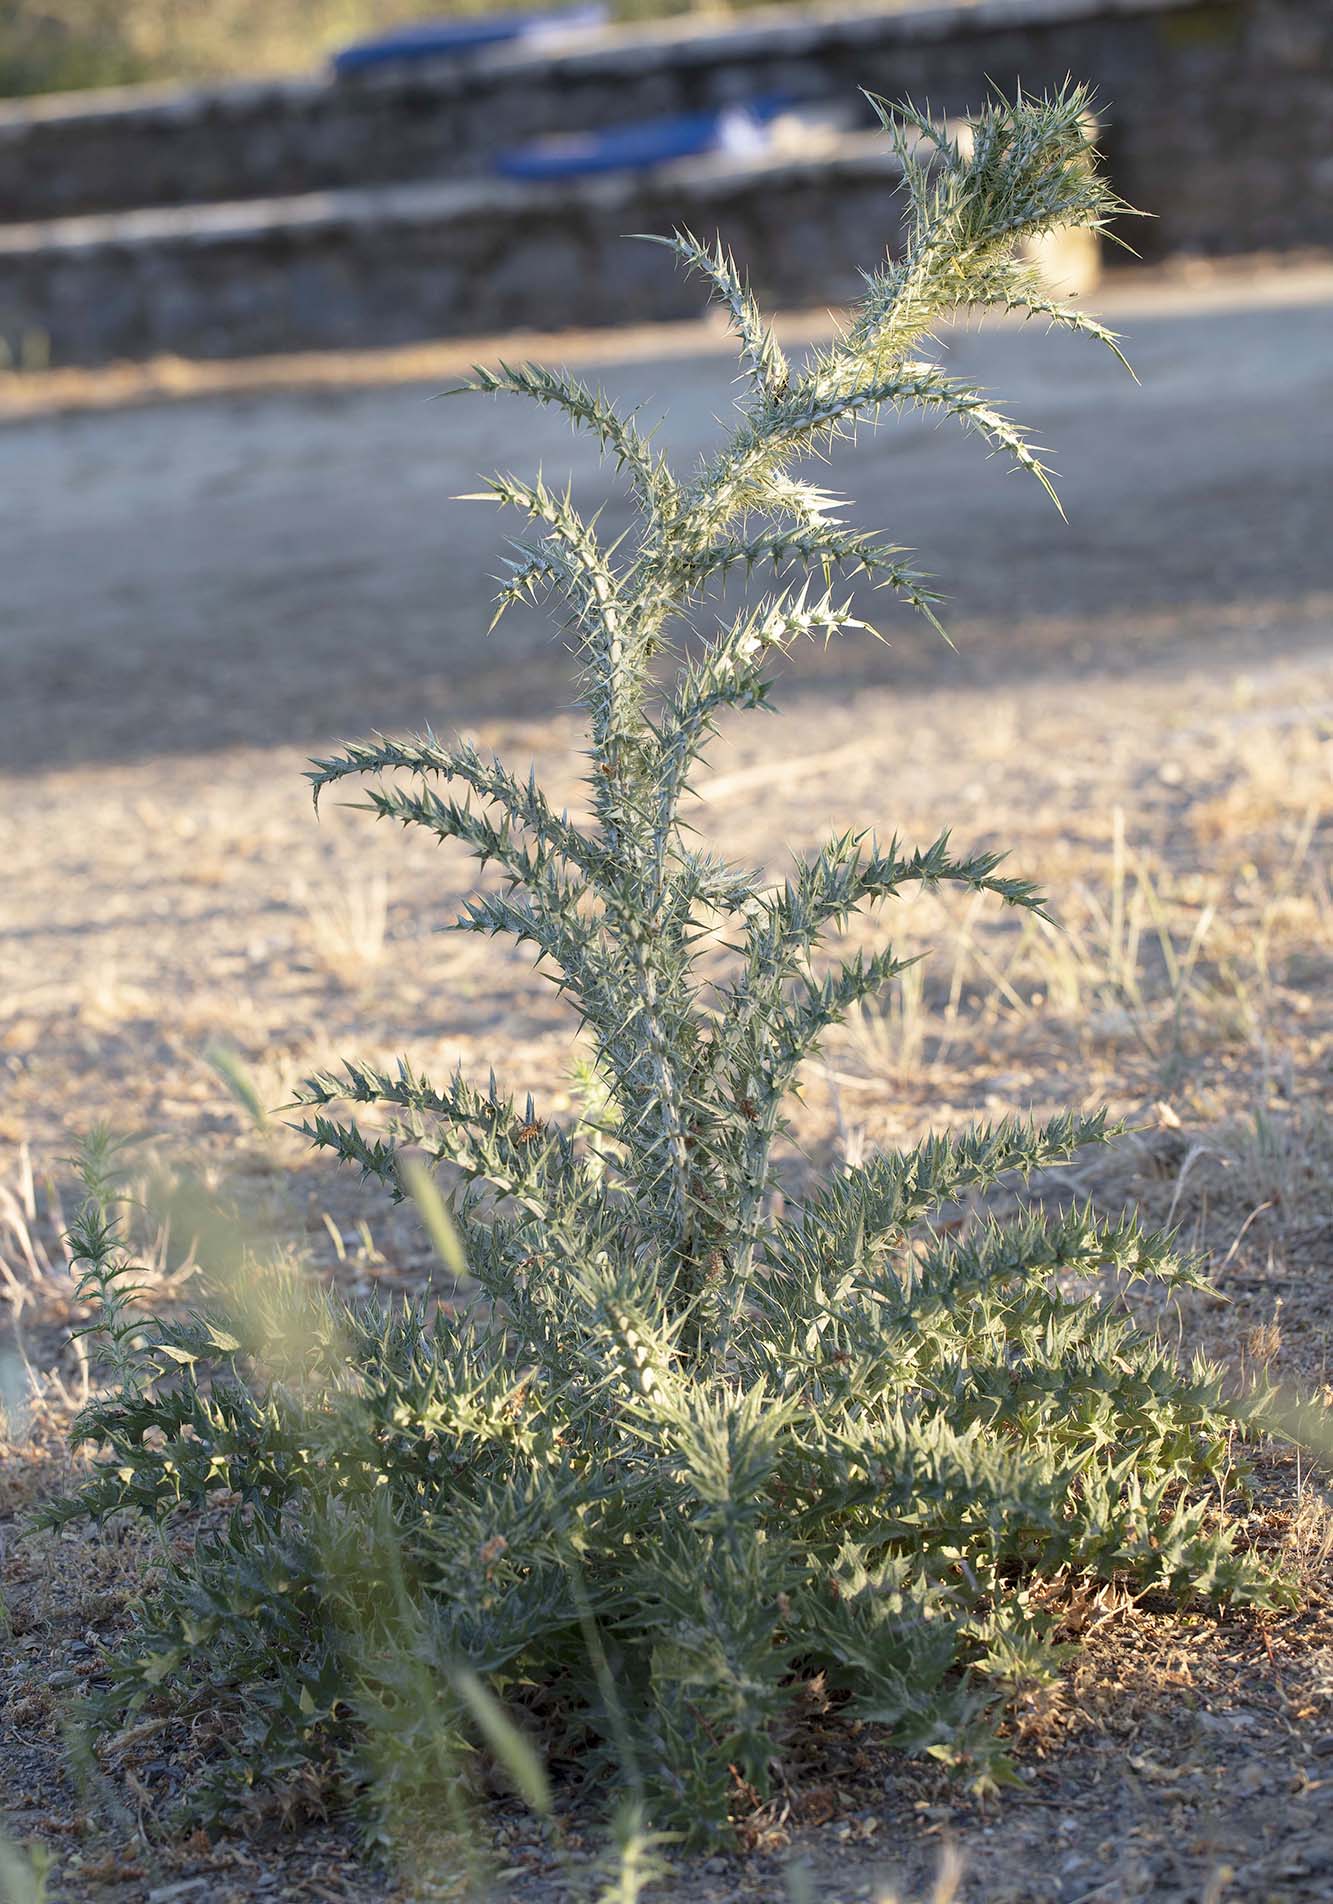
[494,98,792,181]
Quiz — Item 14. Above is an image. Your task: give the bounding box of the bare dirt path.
[2,265,1331,775]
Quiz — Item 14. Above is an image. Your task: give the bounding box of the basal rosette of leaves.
[43,89,1288,1852]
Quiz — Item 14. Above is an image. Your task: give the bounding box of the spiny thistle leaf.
[635,229,790,399]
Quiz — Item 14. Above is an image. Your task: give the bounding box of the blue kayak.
[496,98,792,180]
[332,6,608,78]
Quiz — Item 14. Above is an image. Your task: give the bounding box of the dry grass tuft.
[296,867,391,989]
[1280,1486,1333,1597]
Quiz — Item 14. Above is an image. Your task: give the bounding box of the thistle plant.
[63,1129,160,1398]
[46,88,1288,1853]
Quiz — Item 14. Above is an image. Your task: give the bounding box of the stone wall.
[0,0,1328,366]
[0,136,912,365]
[0,0,1329,258]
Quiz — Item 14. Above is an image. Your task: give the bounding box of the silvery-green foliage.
[45,89,1287,1851]
[63,1128,158,1397]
